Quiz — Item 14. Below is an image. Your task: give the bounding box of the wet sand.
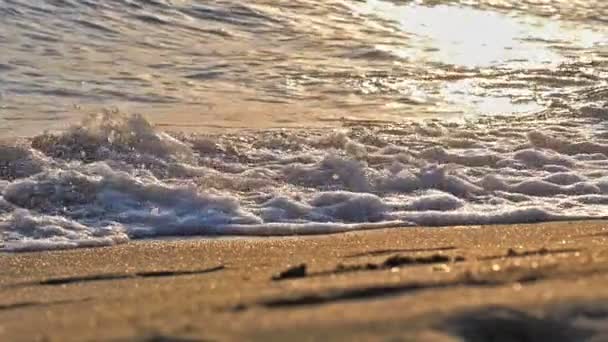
[2,221,608,341]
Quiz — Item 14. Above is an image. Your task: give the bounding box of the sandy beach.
[2,221,608,341]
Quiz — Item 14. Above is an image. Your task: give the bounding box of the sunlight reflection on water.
[350,0,607,115]
[357,0,604,68]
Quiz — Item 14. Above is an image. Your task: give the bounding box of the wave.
[2,109,608,252]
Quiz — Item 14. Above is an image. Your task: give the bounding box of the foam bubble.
[2,112,608,251]
[1,209,128,252]
[401,207,567,227]
[406,192,464,211]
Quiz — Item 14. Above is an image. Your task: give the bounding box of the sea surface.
[1,0,608,251]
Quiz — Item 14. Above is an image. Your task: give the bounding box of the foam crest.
[1,209,128,252]
[31,112,195,166]
[0,143,52,180]
[2,112,608,251]
[528,131,608,156]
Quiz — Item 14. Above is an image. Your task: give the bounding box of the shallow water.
[1,0,606,135]
[1,0,608,251]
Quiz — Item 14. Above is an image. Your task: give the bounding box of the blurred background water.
[1,0,606,137]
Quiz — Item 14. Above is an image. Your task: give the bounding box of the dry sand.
[2,221,608,341]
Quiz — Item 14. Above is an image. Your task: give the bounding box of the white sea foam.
[2,112,608,252]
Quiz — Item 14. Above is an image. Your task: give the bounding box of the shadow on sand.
[441,300,608,342]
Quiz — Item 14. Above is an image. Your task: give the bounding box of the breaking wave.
[2,110,608,252]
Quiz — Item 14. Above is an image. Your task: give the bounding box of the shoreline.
[5,216,608,255]
[3,220,608,341]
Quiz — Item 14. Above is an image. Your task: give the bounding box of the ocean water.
[1,0,608,251]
